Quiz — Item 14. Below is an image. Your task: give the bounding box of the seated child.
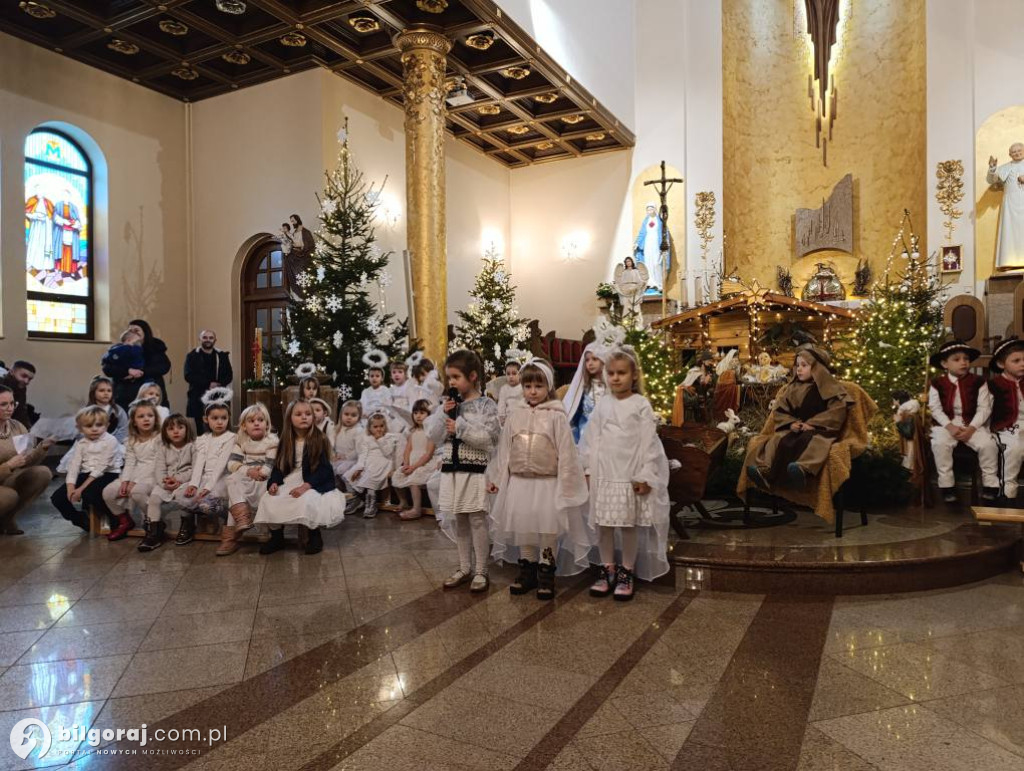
[51,406,122,532]
[333,400,363,478]
[928,340,999,503]
[139,413,195,551]
[180,393,236,529]
[497,360,523,426]
[309,397,334,436]
[413,358,443,403]
[218,403,278,556]
[345,412,400,519]
[361,366,392,417]
[101,400,162,540]
[747,345,853,488]
[137,381,171,422]
[390,361,414,411]
[987,337,1024,502]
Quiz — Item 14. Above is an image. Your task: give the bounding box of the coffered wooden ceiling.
[3,0,634,167]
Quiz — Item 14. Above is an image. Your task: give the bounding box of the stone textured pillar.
[395,28,451,364]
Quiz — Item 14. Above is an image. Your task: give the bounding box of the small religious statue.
[283,213,316,301]
[988,143,1024,270]
[613,256,649,312]
[634,203,667,295]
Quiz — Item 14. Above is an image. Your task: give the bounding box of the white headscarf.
[562,318,624,420]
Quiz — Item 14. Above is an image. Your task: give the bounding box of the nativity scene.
[1,0,1024,767]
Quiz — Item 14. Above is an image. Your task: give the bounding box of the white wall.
[0,33,188,415]
[497,0,636,131]
[926,0,1024,296]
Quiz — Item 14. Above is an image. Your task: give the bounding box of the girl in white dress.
[137,382,171,422]
[578,346,670,601]
[101,400,162,540]
[392,399,439,521]
[181,393,236,529]
[345,413,400,519]
[139,414,195,552]
[256,399,344,555]
[219,403,279,556]
[332,400,363,478]
[425,349,501,592]
[488,360,591,600]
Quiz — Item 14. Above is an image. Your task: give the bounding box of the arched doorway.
[240,236,288,383]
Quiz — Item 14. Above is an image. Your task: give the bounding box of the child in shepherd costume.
[927,340,999,503]
[987,337,1024,503]
[747,345,853,488]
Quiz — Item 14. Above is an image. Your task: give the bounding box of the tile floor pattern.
[0,490,1022,769]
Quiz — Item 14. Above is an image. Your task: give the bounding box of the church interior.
[2,1,1024,769]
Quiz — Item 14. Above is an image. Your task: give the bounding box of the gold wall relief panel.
[975,105,1024,282]
[722,0,926,290]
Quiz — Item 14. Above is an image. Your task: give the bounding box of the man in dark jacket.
[0,361,40,427]
[184,329,233,435]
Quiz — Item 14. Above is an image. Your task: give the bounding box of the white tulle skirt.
[254,470,345,529]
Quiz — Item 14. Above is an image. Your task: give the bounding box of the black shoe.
[304,528,323,555]
[536,551,556,601]
[175,514,196,546]
[940,487,958,504]
[746,465,769,489]
[509,559,538,596]
[787,463,807,487]
[981,487,999,502]
[259,528,286,555]
[138,521,166,552]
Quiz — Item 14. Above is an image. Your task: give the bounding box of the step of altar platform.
[669,504,1019,595]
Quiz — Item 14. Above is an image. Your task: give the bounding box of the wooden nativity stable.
[652,286,858,365]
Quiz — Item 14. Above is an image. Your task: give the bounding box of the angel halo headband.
[201,386,233,407]
[523,357,555,390]
[363,349,389,369]
[294,362,318,379]
[405,351,424,368]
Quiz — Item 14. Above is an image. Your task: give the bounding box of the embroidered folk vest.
[988,375,1024,432]
[931,374,983,425]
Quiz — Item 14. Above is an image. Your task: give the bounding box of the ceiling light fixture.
[222,50,250,64]
[534,92,559,104]
[215,0,246,15]
[19,2,56,19]
[349,16,380,33]
[280,32,307,47]
[560,114,585,125]
[416,0,448,13]
[477,104,501,116]
[499,66,530,80]
[107,39,140,55]
[158,19,188,36]
[172,65,199,80]
[464,33,495,51]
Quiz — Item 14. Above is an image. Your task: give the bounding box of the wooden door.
[241,238,289,383]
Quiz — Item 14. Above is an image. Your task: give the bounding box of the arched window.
[24,128,94,338]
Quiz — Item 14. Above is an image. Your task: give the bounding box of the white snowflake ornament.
[378,270,392,288]
[333,331,344,349]
[338,384,353,401]
[326,295,342,312]
[296,271,313,288]
[316,266,326,282]
[287,340,301,356]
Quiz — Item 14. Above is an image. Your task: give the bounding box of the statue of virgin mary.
[634,203,667,294]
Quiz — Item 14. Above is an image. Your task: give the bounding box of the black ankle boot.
[536,549,556,601]
[259,527,286,555]
[175,514,196,546]
[138,521,166,552]
[509,559,538,595]
[304,527,323,555]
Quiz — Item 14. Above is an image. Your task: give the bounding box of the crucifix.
[643,160,683,317]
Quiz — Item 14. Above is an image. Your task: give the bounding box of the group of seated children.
[51,341,676,602]
[927,337,1024,504]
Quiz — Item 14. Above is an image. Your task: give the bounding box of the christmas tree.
[626,327,684,419]
[271,121,415,397]
[837,215,946,405]
[451,247,530,376]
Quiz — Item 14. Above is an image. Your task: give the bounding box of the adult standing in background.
[104,319,171,410]
[184,329,233,435]
[0,385,53,535]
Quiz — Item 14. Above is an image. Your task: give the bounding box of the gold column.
[395,28,452,364]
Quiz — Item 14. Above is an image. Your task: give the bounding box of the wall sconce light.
[366,190,401,228]
[560,231,590,262]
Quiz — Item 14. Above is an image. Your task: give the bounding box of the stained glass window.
[24,129,93,338]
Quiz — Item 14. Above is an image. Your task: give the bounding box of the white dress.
[331,424,362,477]
[254,440,346,529]
[150,442,194,504]
[344,434,399,491]
[425,396,500,542]
[578,393,671,580]
[989,160,1024,269]
[488,401,594,575]
[391,429,440,488]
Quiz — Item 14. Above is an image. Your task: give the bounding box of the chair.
[737,380,878,536]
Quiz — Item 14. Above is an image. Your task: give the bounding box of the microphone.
[446,387,462,420]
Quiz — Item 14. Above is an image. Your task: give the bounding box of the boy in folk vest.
[986,337,1024,503]
[928,340,999,504]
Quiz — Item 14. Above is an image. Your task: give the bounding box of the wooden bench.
[972,506,1024,571]
[87,508,267,543]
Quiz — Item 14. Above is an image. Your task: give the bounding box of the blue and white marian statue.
[634,203,667,295]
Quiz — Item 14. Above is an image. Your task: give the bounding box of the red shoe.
[107,513,134,541]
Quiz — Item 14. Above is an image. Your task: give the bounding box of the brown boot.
[216,525,240,556]
[231,503,254,532]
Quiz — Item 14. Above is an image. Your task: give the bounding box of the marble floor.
[0,490,1023,770]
